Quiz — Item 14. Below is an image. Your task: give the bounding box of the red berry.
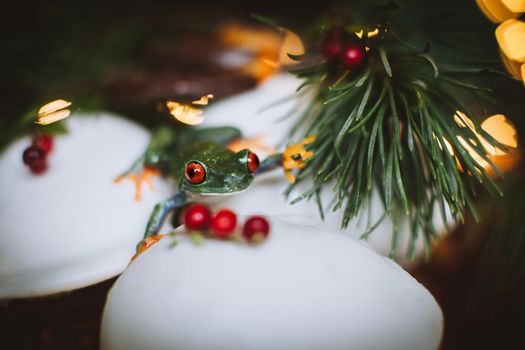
[29,157,48,174]
[340,43,366,70]
[22,146,48,174]
[323,39,343,61]
[322,27,344,61]
[211,209,237,238]
[33,134,53,154]
[183,203,212,231]
[242,216,270,242]
[23,146,41,165]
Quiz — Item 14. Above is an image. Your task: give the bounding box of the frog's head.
[180,149,260,195]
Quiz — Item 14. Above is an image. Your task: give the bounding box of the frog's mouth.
[189,189,247,198]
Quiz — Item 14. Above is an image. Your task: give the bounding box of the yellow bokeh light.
[500,50,523,80]
[480,114,518,155]
[36,99,72,125]
[38,99,71,117]
[227,136,276,155]
[191,94,214,106]
[219,23,304,81]
[452,111,519,173]
[278,29,305,66]
[166,101,204,125]
[356,28,380,39]
[36,110,71,125]
[501,0,525,13]
[496,19,525,62]
[476,0,520,23]
[220,23,282,55]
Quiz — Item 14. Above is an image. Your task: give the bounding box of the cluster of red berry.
[22,134,54,174]
[182,203,270,243]
[322,27,367,70]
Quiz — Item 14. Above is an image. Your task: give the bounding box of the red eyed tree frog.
[117,126,282,240]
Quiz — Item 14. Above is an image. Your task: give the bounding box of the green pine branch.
[286,25,506,258]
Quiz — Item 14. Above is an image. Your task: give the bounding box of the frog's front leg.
[115,127,176,201]
[144,191,188,239]
[256,153,283,174]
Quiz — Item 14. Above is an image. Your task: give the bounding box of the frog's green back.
[173,127,242,149]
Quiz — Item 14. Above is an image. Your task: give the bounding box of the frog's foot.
[114,166,162,202]
[129,234,165,265]
[227,136,276,155]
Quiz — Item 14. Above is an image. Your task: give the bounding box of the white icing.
[101,217,443,350]
[0,113,173,299]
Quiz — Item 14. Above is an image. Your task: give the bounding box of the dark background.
[1,1,524,349]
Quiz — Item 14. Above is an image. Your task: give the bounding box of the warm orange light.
[166,94,216,125]
[356,27,380,39]
[278,29,305,66]
[501,0,525,13]
[480,114,518,154]
[496,19,525,62]
[192,94,214,106]
[219,23,304,81]
[453,111,519,174]
[166,101,204,125]
[500,50,523,81]
[476,0,521,23]
[227,136,276,155]
[36,99,72,125]
[220,23,282,55]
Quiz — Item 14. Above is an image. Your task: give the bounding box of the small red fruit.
[321,27,344,61]
[242,216,270,243]
[340,43,366,70]
[33,134,53,154]
[183,203,212,231]
[22,146,48,175]
[211,209,237,238]
[29,157,48,174]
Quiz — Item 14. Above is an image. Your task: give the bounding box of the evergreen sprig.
[287,25,505,258]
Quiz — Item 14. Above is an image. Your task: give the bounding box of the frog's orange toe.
[129,234,165,265]
[114,167,161,202]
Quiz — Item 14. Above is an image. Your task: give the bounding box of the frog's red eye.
[185,162,206,184]
[247,151,260,174]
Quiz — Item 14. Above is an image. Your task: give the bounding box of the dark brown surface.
[410,220,525,350]
[0,277,116,350]
[106,70,257,106]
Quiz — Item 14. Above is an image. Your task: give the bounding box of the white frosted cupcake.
[0,112,172,299]
[101,217,443,350]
